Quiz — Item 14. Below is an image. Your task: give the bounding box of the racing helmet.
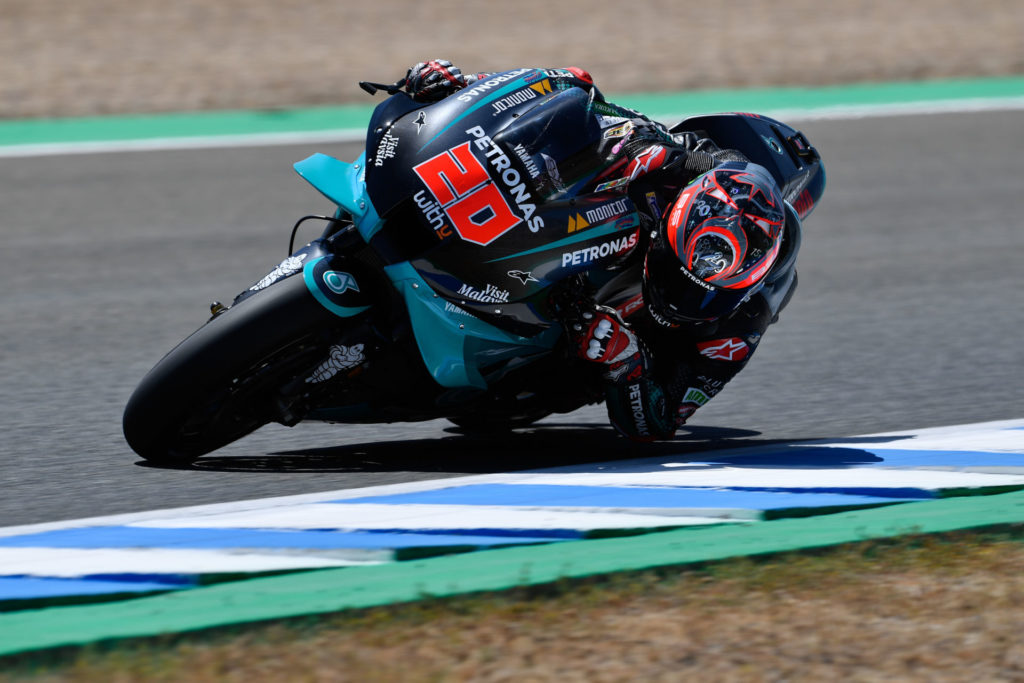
[643,162,786,324]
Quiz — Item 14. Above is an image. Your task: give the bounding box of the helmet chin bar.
[640,272,722,327]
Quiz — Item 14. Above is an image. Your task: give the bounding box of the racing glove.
[404,60,468,101]
[573,307,646,383]
[569,305,677,441]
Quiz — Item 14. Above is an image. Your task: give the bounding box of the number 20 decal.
[413,142,521,246]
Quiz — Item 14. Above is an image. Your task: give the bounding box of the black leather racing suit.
[522,69,801,441]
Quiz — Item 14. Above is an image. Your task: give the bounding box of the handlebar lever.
[359,78,407,96]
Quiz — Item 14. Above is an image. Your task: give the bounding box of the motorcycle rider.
[403,60,802,442]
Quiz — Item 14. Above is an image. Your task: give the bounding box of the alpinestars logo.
[625,145,667,181]
[696,338,750,362]
[507,269,538,285]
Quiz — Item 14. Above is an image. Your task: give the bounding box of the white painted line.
[520,468,1024,490]
[0,547,386,578]
[135,504,735,531]
[0,129,366,158]
[748,95,1024,122]
[2,97,1022,159]
[828,423,1024,453]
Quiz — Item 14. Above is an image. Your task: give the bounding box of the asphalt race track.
[2,110,1022,527]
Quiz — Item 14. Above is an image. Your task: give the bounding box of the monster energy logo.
[683,388,711,406]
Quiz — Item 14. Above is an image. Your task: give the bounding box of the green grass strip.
[0,104,374,147]
[2,490,1024,657]
[1,76,1022,147]
[618,75,1024,121]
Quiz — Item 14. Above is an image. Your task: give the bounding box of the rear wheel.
[122,275,343,465]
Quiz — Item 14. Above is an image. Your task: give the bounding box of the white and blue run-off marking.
[1,419,1022,604]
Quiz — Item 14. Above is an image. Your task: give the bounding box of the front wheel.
[122,275,343,465]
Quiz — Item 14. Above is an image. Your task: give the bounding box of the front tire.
[122,275,340,464]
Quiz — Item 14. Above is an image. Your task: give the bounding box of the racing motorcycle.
[123,69,825,464]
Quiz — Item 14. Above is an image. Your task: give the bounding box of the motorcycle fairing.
[302,255,373,318]
[294,142,563,390]
[407,206,639,333]
[384,262,560,389]
[293,151,383,242]
[292,75,644,390]
[364,69,552,219]
[364,83,643,332]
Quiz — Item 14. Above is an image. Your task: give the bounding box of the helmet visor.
[644,243,750,323]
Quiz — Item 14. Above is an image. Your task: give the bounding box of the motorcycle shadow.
[145,423,900,474]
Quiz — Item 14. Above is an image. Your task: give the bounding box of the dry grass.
[4,532,1024,681]
[3,0,1023,119]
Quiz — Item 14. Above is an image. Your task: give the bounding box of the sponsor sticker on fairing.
[568,213,589,233]
[538,68,574,80]
[466,126,545,232]
[560,231,638,267]
[513,143,541,179]
[455,68,532,102]
[413,190,453,240]
[457,282,510,304]
[491,87,539,115]
[323,270,360,295]
[584,198,630,224]
[412,126,545,245]
[444,301,472,317]
[373,130,400,166]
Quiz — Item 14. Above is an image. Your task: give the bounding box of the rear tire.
[122,275,341,465]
